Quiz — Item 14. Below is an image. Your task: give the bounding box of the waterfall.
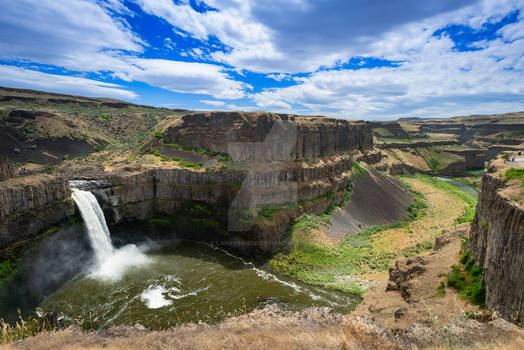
[71,188,149,280]
[71,189,114,265]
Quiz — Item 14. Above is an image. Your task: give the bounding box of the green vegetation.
[505,167,524,187]
[436,281,446,296]
[178,161,202,169]
[0,261,15,285]
[154,131,163,139]
[164,141,222,158]
[259,205,284,219]
[377,137,410,143]
[269,173,476,295]
[293,214,331,232]
[496,130,524,139]
[446,241,485,305]
[1,313,63,344]
[100,113,110,123]
[25,159,35,164]
[269,172,430,294]
[412,174,477,224]
[427,158,440,171]
[417,148,462,172]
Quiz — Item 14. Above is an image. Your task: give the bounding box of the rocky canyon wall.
[0,175,75,249]
[164,112,372,161]
[0,156,14,181]
[79,155,357,257]
[468,158,524,325]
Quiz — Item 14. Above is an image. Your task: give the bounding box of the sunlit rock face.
[468,156,524,326]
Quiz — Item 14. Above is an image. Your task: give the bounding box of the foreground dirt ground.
[2,305,522,350]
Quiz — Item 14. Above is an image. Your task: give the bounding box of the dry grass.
[371,178,466,253]
[1,307,401,350]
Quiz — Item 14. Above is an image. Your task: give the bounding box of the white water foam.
[140,286,173,309]
[71,188,149,281]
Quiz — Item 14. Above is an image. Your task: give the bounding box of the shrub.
[179,161,201,169]
[154,131,163,139]
[100,113,110,123]
[446,249,485,305]
[164,142,182,150]
[505,167,524,187]
[427,158,440,171]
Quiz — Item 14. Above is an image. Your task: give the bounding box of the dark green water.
[41,241,359,329]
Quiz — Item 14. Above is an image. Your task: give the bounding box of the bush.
[427,158,440,171]
[446,249,485,305]
[154,131,163,139]
[179,161,201,169]
[100,113,110,123]
[505,167,524,187]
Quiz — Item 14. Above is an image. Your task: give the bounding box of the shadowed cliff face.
[468,156,524,326]
[164,112,372,160]
[0,174,75,249]
[0,156,14,181]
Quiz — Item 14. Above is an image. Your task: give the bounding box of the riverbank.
[268,174,478,291]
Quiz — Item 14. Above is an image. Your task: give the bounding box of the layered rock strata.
[468,156,524,325]
[164,112,372,161]
[0,175,74,249]
[79,155,357,257]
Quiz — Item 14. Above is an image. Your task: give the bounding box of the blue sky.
[0,0,523,120]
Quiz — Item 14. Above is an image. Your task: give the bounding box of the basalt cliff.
[468,155,524,325]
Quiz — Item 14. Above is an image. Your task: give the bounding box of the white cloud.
[133,0,486,73]
[267,73,290,81]
[200,100,226,106]
[125,59,249,99]
[251,29,524,119]
[0,0,143,73]
[0,65,137,99]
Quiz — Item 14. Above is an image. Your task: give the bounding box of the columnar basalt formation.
[80,154,357,257]
[468,156,524,325]
[164,112,372,160]
[0,175,74,249]
[0,156,14,181]
[445,149,486,169]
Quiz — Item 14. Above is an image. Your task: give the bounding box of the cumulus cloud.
[125,59,249,99]
[0,0,143,73]
[251,31,524,119]
[133,0,478,73]
[0,65,137,99]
